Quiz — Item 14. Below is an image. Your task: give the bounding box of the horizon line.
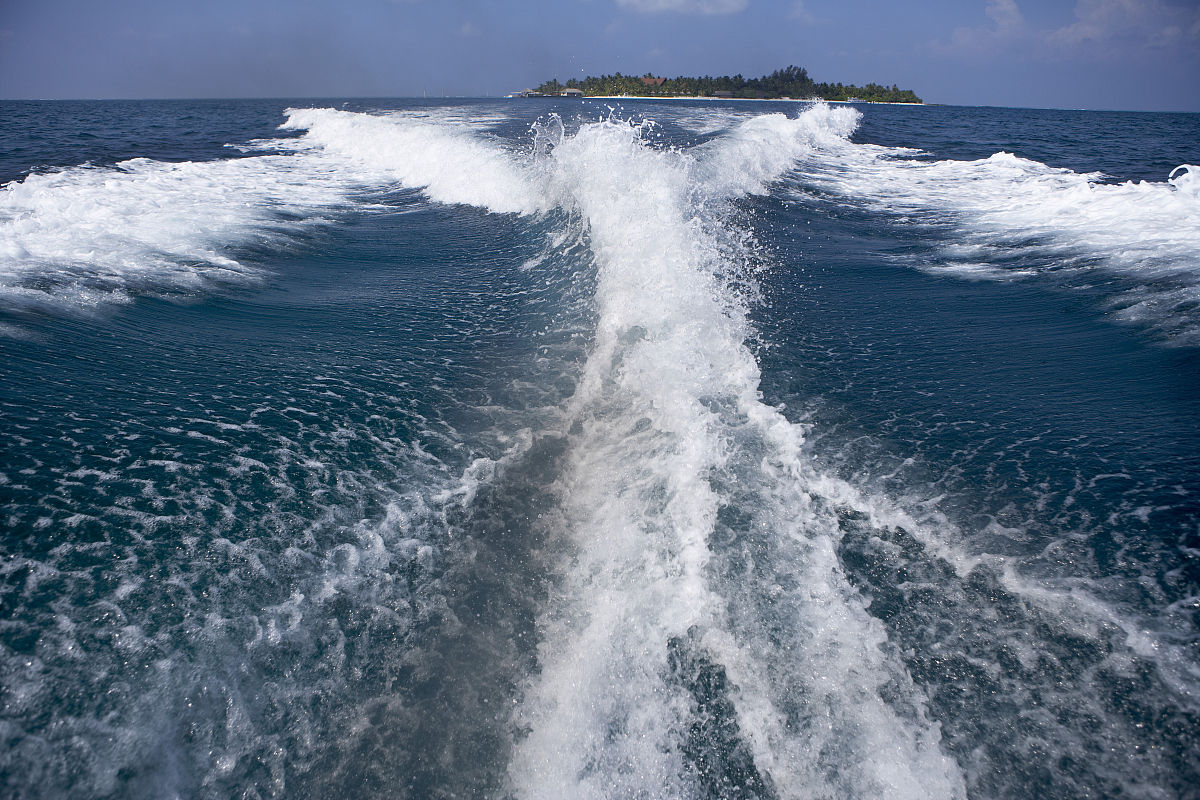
[0,95,1197,114]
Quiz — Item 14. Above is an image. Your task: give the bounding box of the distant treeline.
[535,65,921,103]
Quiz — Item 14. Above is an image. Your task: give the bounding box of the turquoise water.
[1,99,1197,798]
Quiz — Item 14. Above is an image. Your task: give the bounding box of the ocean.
[0,97,1197,799]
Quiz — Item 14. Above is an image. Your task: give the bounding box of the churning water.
[1,98,1197,799]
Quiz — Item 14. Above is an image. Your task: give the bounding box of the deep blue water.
[1,98,1197,799]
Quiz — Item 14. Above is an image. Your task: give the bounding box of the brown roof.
[640,77,666,87]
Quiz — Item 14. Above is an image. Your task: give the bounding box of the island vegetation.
[531,65,921,103]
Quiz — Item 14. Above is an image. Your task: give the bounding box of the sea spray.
[507,110,966,799]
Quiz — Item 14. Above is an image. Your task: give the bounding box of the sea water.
[1,98,1197,799]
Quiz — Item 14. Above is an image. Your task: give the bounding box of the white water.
[505,109,965,798]
[781,124,1200,341]
[8,102,1193,337]
[6,102,1195,796]
[0,108,540,311]
[491,106,1196,796]
[0,154,346,308]
[279,108,544,215]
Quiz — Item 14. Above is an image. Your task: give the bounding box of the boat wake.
[2,102,1195,798]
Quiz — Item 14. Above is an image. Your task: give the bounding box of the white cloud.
[936,0,1199,58]
[791,1,814,23]
[1047,0,1198,48]
[985,0,1025,33]
[939,0,1026,55]
[616,0,748,14]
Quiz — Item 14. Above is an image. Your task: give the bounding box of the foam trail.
[508,110,964,798]
[0,154,348,308]
[0,108,543,312]
[784,123,1200,341]
[280,108,545,215]
[693,104,860,199]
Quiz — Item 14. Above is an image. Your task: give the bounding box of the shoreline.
[513,94,923,105]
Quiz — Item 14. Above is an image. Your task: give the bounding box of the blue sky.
[1,0,1197,110]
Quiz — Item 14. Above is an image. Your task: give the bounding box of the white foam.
[786,126,1200,339]
[0,107,547,311]
[280,108,545,215]
[509,109,965,798]
[694,104,861,199]
[672,111,751,135]
[0,154,350,308]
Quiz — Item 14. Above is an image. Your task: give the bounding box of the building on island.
[561,88,583,97]
[640,76,666,87]
[507,88,540,98]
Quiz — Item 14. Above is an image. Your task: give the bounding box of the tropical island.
[518,65,921,103]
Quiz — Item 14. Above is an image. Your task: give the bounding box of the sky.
[1,0,1198,111]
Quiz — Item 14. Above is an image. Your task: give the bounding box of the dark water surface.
[1,98,1197,799]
